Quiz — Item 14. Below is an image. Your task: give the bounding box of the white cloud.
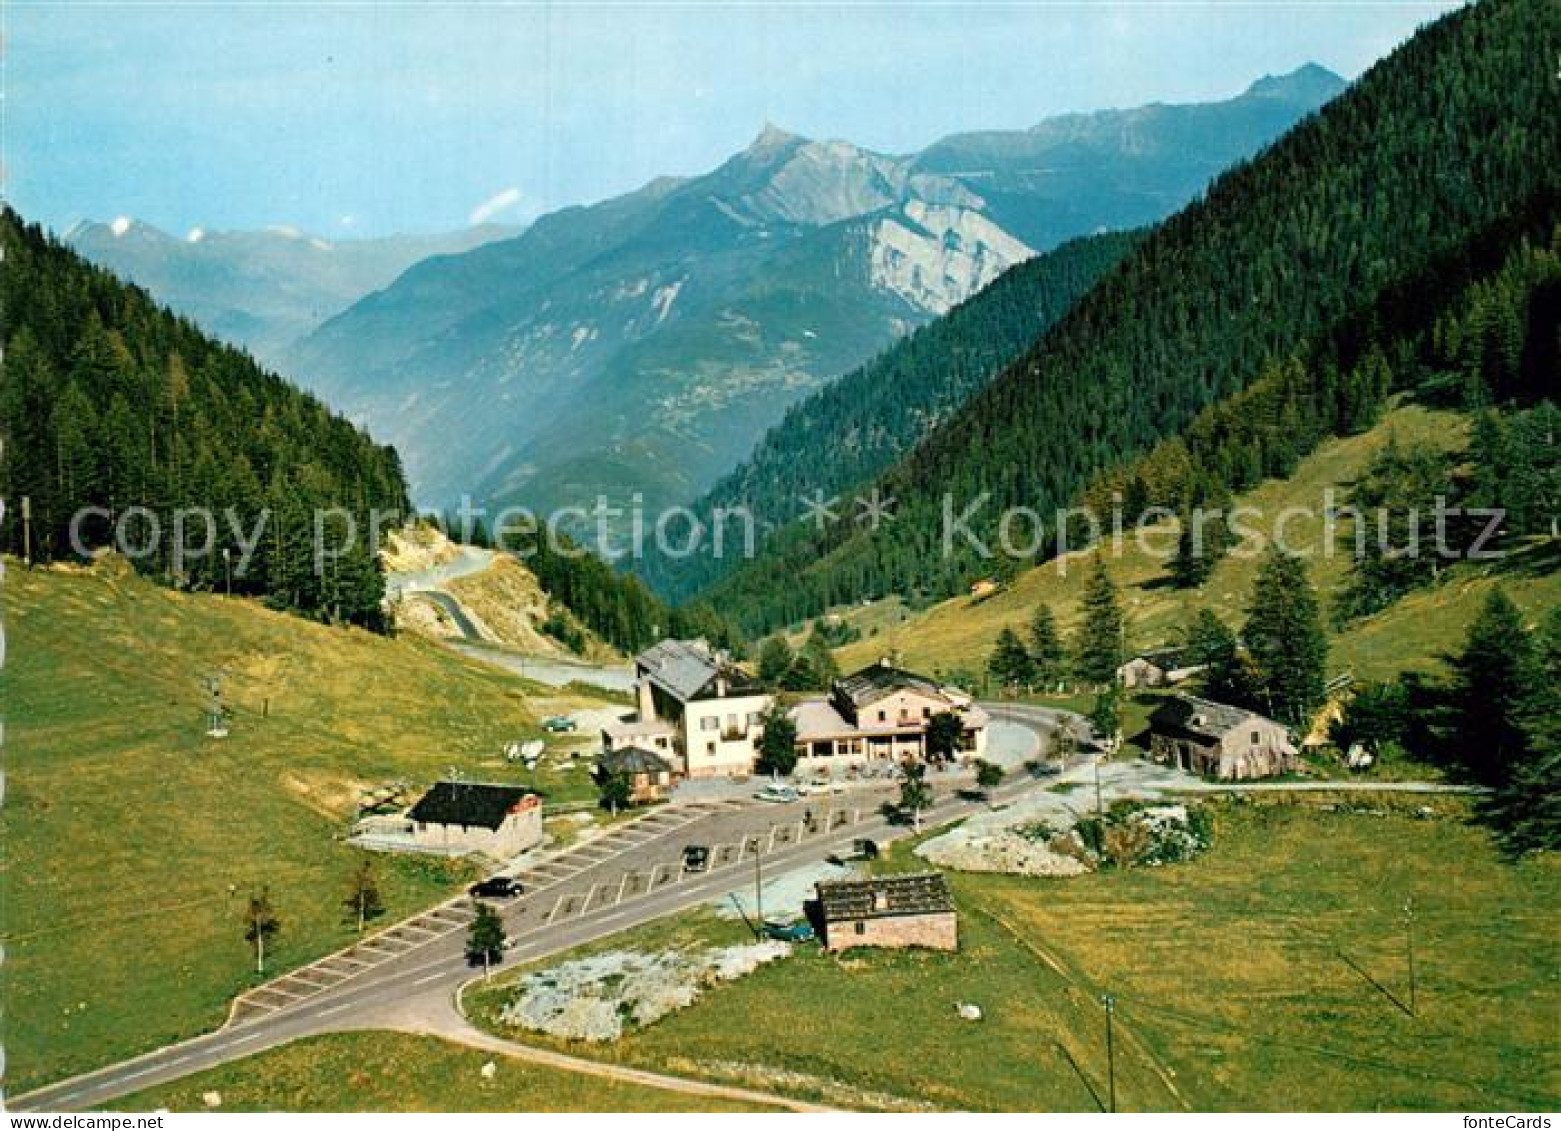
[468,186,524,227]
[110,216,131,237]
[266,225,304,239]
[186,227,206,243]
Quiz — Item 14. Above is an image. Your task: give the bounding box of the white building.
[629,639,773,778]
[790,661,989,767]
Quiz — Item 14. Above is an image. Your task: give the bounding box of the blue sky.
[8,1,1463,239]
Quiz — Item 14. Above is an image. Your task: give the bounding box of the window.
[1251,731,1260,744]
[747,711,763,727]
[877,710,886,722]
[706,742,716,755]
[700,716,719,731]
[922,707,931,720]
[854,921,866,936]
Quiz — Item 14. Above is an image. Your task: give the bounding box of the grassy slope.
[119,1031,772,1112]
[0,560,605,1092]
[468,802,1560,1111]
[834,404,1561,684]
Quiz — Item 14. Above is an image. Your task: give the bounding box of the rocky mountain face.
[65,220,516,369]
[156,67,1346,524]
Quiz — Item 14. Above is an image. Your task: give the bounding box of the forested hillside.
[641,229,1141,601]
[696,0,1561,632]
[0,209,409,627]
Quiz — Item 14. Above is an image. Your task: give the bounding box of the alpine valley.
[270,67,1344,521]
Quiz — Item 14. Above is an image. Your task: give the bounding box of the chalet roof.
[835,662,948,710]
[408,782,532,830]
[1149,695,1278,742]
[597,745,674,776]
[816,872,955,922]
[635,639,761,702]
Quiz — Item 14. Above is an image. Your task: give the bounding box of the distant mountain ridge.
[65,219,517,369]
[283,66,1343,520]
[690,0,1560,632]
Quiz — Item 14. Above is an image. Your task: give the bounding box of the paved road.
[13,708,1077,1113]
[413,589,485,642]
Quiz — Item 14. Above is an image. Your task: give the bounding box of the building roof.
[835,662,949,710]
[597,745,674,776]
[1121,646,1195,671]
[1149,695,1281,742]
[602,715,679,741]
[408,782,533,830]
[635,638,762,702]
[816,872,955,922]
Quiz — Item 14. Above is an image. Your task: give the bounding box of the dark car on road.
[469,876,524,899]
[682,844,711,873]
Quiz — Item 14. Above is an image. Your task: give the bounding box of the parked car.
[469,876,524,899]
[541,715,577,733]
[799,775,844,796]
[762,919,816,943]
[682,844,711,873]
[754,784,800,804]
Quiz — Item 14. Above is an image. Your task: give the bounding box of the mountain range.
[277,66,1344,521]
[65,220,517,369]
[692,0,1560,631]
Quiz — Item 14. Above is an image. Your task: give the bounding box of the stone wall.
[824,912,957,952]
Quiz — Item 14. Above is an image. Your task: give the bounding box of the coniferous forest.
[694,0,1561,633]
[640,228,1143,601]
[0,209,410,627]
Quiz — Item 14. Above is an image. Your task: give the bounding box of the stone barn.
[407,781,543,859]
[1148,695,1298,780]
[814,872,957,952]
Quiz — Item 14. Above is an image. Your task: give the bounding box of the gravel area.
[916,757,1205,875]
[498,942,792,1042]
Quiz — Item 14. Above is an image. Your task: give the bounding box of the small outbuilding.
[407,781,543,859]
[1147,695,1298,780]
[595,745,677,803]
[814,872,957,952]
[1117,647,1205,689]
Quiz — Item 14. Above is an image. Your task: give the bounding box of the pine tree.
[1244,547,1328,725]
[757,635,795,686]
[1072,557,1125,687]
[988,627,1036,692]
[1183,608,1259,708]
[1027,604,1067,687]
[1446,588,1535,787]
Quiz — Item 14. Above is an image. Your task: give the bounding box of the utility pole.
[1405,897,1417,1017]
[21,496,32,568]
[1102,992,1117,1113]
[747,836,764,934]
